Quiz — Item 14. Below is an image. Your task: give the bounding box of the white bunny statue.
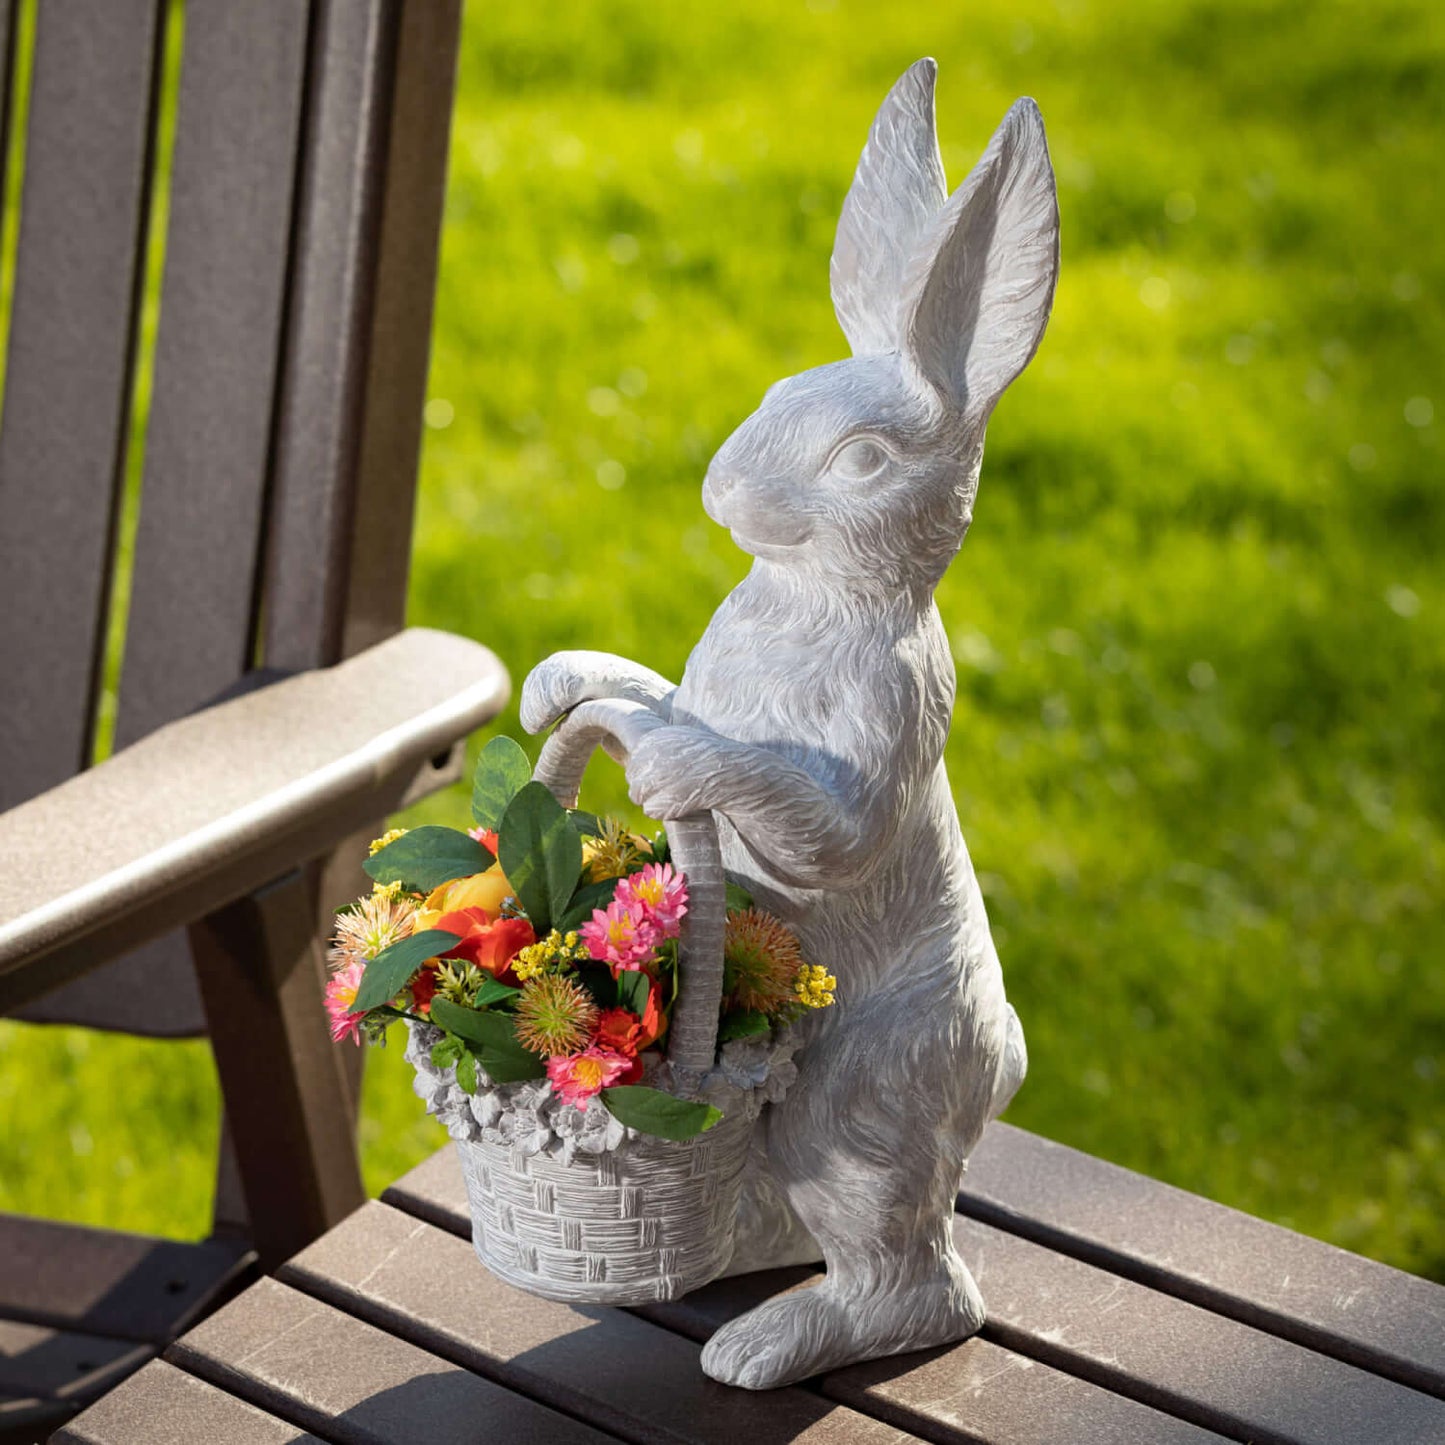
[522,58,1059,1389]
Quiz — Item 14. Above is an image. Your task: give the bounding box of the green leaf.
[353,929,460,1012]
[600,1086,723,1141]
[499,781,582,935]
[649,831,672,865]
[471,736,533,830]
[557,875,618,932]
[615,969,652,1016]
[569,809,603,838]
[364,827,493,893]
[472,977,520,1009]
[575,962,620,1012]
[725,880,755,913]
[717,1009,771,1043]
[430,997,546,1081]
[477,1044,548,1084]
[430,1035,464,1069]
[455,1051,479,1094]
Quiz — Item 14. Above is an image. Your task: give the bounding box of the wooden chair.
[0,2,505,1438]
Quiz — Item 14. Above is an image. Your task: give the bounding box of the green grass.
[1,0,1441,1280]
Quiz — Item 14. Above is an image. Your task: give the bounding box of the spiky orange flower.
[722,908,805,1014]
[513,973,600,1057]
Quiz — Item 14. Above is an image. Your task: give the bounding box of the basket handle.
[533,700,726,1078]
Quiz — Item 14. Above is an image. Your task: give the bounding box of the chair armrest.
[0,627,509,1011]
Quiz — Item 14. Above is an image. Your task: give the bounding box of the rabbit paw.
[624,726,723,820]
[519,654,593,733]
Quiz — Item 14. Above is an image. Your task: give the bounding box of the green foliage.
[2,0,1440,1280]
[364,827,493,892]
[600,1085,723,1140]
[430,998,547,1084]
[497,782,584,934]
[353,930,462,1013]
[471,735,533,829]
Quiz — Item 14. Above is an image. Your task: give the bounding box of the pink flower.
[547,1046,632,1107]
[324,960,368,1045]
[614,862,688,938]
[579,899,659,971]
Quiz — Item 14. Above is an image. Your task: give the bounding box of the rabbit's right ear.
[899,98,1059,425]
[830,59,948,357]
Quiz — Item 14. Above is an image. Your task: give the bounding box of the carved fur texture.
[522,58,1058,1389]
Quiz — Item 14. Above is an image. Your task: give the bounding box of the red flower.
[410,966,439,1015]
[434,909,535,985]
[468,826,500,855]
[593,981,664,1084]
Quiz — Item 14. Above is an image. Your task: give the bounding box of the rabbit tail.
[990,1003,1027,1120]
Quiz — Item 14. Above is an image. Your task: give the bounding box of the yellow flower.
[413,865,513,930]
[793,964,836,1010]
[513,929,591,980]
[369,827,407,857]
[581,816,648,883]
[371,879,405,902]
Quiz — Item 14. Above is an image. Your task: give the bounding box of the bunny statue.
[522,59,1059,1389]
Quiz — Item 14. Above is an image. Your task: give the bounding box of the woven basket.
[407,699,793,1304]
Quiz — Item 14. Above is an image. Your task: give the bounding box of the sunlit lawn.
[1,0,1441,1280]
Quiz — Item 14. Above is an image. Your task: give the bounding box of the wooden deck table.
[51,1125,1445,1444]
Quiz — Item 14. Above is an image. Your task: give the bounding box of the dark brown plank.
[0,1319,149,1402]
[0,0,163,808]
[0,1,16,215]
[282,1199,923,1445]
[115,0,311,749]
[0,1214,252,1343]
[265,0,462,670]
[953,1214,1445,1445]
[167,1276,617,1444]
[52,1359,327,1444]
[384,1149,1228,1445]
[960,1124,1445,1398]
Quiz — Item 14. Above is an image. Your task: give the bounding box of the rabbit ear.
[898,97,1059,422]
[830,58,949,357]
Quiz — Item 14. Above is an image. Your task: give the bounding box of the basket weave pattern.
[456,1104,755,1303]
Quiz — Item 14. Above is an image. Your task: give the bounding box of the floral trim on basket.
[324,737,835,1143]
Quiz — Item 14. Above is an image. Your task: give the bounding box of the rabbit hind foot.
[699,1256,985,1390]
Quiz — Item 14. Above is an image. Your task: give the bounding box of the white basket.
[406,699,796,1304]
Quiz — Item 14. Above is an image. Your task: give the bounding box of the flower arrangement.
[325,737,835,1141]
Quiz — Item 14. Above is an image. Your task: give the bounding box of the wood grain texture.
[115,0,311,750]
[51,1359,328,1445]
[385,1147,1228,1445]
[281,1199,922,1445]
[955,1213,1445,1445]
[960,1123,1445,1398]
[167,1276,616,1445]
[0,0,163,807]
[0,1214,251,1343]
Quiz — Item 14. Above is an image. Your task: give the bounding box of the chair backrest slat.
[0,1,17,207]
[0,0,164,810]
[113,0,311,750]
[264,0,461,672]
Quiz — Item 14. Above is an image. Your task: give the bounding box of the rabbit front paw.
[624,726,724,820]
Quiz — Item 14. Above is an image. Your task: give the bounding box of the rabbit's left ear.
[899,98,1059,424]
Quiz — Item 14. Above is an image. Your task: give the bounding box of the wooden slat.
[952,1214,1445,1445]
[281,1199,925,1445]
[114,0,311,750]
[0,0,163,808]
[960,1124,1445,1398]
[0,1214,252,1343]
[0,1,16,213]
[51,1359,327,1445]
[383,1149,1228,1445]
[0,1319,149,1403]
[167,1276,616,1445]
[264,0,462,670]
[638,1274,1228,1445]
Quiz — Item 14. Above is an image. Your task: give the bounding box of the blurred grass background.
[1,0,1441,1280]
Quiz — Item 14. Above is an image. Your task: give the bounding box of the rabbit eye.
[830,437,890,482]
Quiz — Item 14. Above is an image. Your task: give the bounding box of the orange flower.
[410,966,439,1015]
[435,909,534,985]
